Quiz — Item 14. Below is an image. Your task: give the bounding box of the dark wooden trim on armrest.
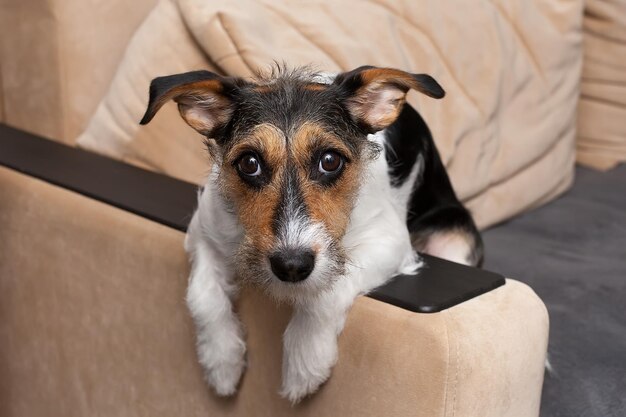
[0,123,505,313]
[0,124,197,231]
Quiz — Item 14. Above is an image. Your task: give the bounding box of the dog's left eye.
[318,151,344,174]
[237,153,262,176]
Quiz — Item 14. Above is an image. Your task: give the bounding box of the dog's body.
[141,66,482,403]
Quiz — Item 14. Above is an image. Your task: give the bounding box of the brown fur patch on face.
[224,123,286,168]
[221,124,287,253]
[291,122,362,240]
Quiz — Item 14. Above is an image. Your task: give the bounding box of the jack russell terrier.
[140,65,483,403]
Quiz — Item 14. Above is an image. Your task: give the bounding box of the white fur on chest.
[340,131,421,290]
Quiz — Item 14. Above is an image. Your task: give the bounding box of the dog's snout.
[269,249,315,282]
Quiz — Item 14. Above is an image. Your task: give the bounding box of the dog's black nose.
[269,249,315,282]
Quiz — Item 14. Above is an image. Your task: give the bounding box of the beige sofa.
[0,148,548,417]
[3,0,622,415]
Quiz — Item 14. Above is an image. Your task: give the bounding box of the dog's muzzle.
[269,248,315,282]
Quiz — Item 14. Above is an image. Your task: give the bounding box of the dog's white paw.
[204,358,245,396]
[197,334,246,396]
[280,366,331,404]
[280,326,338,404]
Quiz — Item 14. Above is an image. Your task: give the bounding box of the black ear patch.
[140,70,222,125]
[411,74,445,99]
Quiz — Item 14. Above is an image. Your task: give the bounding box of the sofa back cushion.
[0,0,158,144]
[77,0,584,228]
[576,0,626,171]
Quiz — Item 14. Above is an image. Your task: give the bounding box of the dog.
[140,65,483,403]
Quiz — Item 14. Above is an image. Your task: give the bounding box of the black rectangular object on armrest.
[0,123,505,313]
[368,254,504,312]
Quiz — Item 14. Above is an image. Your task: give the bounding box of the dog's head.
[141,66,443,300]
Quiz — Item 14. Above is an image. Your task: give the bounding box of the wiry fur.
[141,64,482,404]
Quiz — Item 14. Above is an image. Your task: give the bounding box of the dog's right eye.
[237,153,262,176]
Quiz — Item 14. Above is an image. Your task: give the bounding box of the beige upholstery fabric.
[0,75,5,123]
[577,0,626,170]
[76,0,214,183]
[0,0,158,143]
[77,0,583,228]
[0,165,548,416]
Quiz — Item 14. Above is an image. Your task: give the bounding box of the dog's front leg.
[186,238,246,396]
[280,201,420,404]
[280,281,358,404]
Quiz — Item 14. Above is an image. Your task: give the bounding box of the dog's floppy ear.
[334,66,445,133]
[140,70,246,137]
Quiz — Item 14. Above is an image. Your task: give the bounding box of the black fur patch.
[411,74,445,99]
[384,104,429,187]
[222,71,366,154]
[271,164,308,236]
[384,104,484,265]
